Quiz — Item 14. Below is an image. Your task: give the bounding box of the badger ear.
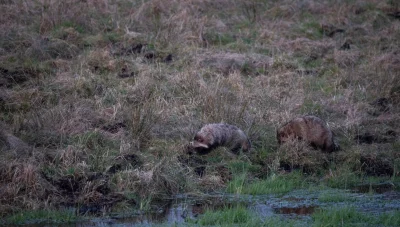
[277,132,287,144]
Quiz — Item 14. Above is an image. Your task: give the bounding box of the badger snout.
[191,141,209,149]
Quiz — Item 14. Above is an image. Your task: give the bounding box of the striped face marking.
[193,135,209,148]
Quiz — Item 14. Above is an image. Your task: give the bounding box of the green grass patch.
[2,209,78,225]
[71,131,118,150]
[300,57,323,69]
[227,171,306,195]
[228,160,261,175]
[203,32,236,46]
[312,207,400,227]
[322,166,394,191]
[228,161,250,175]
[52,21,86,37]
[296,20,323,40]
[303,74,337,96]
[204,150,225,164]
[262,216,302,227]
[58,21,85,34]
[226,173,247,194]
[300,99,324,116]
[83,34,107,47]
[318,191,355,203]
[103,32,123,44]
[322,171,362,190]
[196,204,259,226]
[378,211,400,227]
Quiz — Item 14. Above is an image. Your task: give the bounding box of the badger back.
[277,119,303,143]
[193,123,250,154]
[277,115,338,153]
[221,124,251,153]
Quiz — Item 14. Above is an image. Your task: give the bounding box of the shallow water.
[22,188,400,226]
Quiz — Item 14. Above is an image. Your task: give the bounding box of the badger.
[191,123,251,155]
[277,115,339,152]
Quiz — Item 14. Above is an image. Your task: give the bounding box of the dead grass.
[0,156,58,216]
[112,149,192,200]
[0,0,399,219]
[276,139,329,173]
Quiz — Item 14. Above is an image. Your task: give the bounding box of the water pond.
[23,186,400,227]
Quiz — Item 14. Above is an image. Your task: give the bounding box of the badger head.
[191,134,209,149]
[277,126,297,144]
[190,133,214,155]
[277,129,288,144]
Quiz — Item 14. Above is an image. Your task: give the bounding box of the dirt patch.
[354,115,398,145]
[370,97,391,113]
[115,43,146,56]
[360,153,395,176]
[87,49,116,73]
[52,175,85,196]
[0,67,38,88]
[355,131,397,144]
[39,168,131,215]
[101,122,127,134]
[321,24,345,37]
[367,97,395,116]
[354,130,396,144]
[77,193,126,215]
[178,153,207,176]
[106,154,143,174]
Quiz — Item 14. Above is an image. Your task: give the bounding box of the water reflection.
[274,206,317,215]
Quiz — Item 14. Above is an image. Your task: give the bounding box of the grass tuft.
[2,209,78,225]
[227,171,305,195]
[313,207,400,227]
[196,205,256,226]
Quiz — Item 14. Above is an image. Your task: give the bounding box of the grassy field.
[0,0,399,225]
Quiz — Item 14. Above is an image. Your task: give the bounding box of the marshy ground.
[0,0,399,226]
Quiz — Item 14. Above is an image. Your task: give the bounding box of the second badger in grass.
[191,123,251,155]
[277,115,340,152]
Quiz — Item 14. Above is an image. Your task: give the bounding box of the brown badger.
[191,123,251,155]
[277,115,339,152]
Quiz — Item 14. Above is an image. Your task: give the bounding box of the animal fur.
[191,123,251,155]
[277,115,339,152]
